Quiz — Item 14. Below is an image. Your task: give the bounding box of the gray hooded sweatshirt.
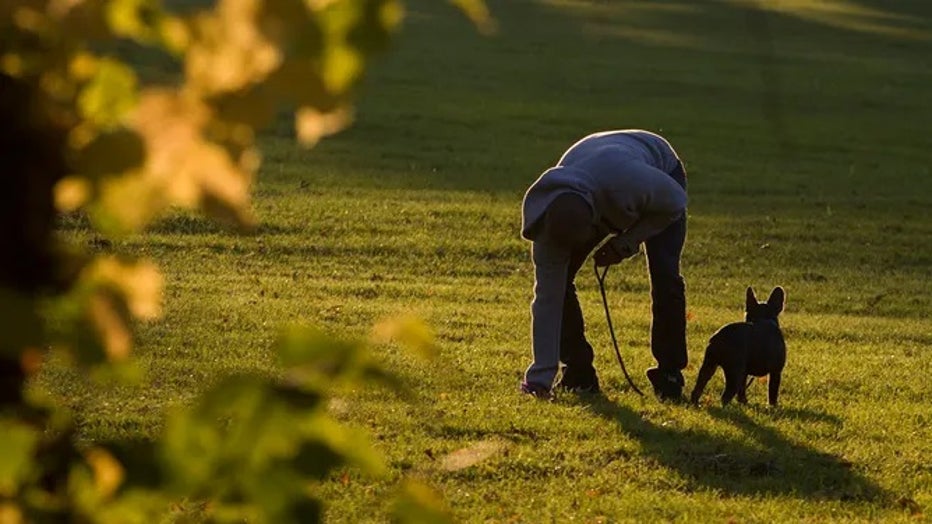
[521,130,687,388]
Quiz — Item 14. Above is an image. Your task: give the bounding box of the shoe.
[520,381,554,400]
[555,378,601,395]
[557,383,601,395]
[556,368,600,395]
[646,367,685,403]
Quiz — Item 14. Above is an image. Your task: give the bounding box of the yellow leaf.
[90,257,163,320]
[68,51,98,81]
[54,176,91,212]
[370,314,436,358]
[448,0,495,35]
[85,448,124,498]
[185,0,281,95]
[295,105,352,147]
[157,15,189,54]
[0,504,23,524]
[125,88,255,230]
[88,291,131,360]
[320,43,362,93]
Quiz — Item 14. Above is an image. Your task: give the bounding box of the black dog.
[691,287,786,406]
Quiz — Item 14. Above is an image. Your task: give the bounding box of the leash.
[594,261,645,396]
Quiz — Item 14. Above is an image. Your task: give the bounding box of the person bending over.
[520,129,689,401]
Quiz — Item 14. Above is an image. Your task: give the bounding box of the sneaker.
[520,381,555,401]
[555,379,601,395]
[646,367,685,403]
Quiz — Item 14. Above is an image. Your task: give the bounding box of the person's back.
[558,129,681,174]
[519,129,690,401]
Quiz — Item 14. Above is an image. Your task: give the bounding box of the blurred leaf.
[161,375,305,492]
[299,413,387,477]
[124,88,255,232]
[54,176,91,212]
[271,383,323,410]
[288,499,322,523]
[98,439,163,490]
[371,314,437,358]
[292,441,343,480]
[106,0,163,43]
[77,59,138,128]
[448,0,495,34]
[68,52,99,82]
[0,503,23,524]
[269,59,339,110]
[89,257,163,320]
[295,105,352,147]
[347,0,403,53]
[276,325,365,378]
[315,0,402,92]
[0,288,44,353]
[392,480,453,524]
[87,290,132,361]
[85,447,125,498]
[70,128,146,180]
[49,257,162,365]
[210,85,277,130]
[185,0,281,95]
[0,420,39,496]
[156,15,189,54]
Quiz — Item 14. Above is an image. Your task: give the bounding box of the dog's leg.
[721,366,741,406]
[768,371,782,406]
[690,357,717,404]
[737,373,749,404]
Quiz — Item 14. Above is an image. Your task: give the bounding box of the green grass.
[44,0,932,521]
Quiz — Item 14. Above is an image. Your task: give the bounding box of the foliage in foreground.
[0,0,487,520]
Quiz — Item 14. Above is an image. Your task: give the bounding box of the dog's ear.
[746,287,757,310]
[767,287,785,315]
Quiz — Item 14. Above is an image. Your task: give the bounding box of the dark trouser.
[559,162,688,386]
[645,162,688,372]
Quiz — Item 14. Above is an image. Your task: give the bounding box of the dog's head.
[745,286,785,323]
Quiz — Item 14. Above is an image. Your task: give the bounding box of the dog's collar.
[751,318,780,328]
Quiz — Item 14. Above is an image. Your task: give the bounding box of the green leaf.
[0,287,44,355]
[0,420,40,496]
[101,439,163,489]
[77,59,138,128]
[315,0,402,93]
[70,128,145,180]
[106,0,162,43]
[209,84,278,130]
[392,480,453,524]
[276,325,365,378]
[292,441,343,480]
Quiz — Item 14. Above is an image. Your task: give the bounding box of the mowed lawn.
[44,0,931,521]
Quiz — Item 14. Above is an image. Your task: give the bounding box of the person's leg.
[556,235,604,389]
[644,162,688,396]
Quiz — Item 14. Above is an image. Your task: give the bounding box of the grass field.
[43,0,932,521]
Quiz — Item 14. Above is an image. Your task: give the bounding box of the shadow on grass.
[587,397,889,503]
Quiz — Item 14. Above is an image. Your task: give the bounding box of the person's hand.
[593,237,639,267]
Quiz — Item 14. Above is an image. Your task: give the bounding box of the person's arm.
[595,164,686,266]
[616,165,687,247]
[525,240,569,388]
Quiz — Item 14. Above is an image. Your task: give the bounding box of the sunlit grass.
[729,0,931,41]
[44,0,931,521]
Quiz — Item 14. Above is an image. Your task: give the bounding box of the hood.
[521,166,594,240]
